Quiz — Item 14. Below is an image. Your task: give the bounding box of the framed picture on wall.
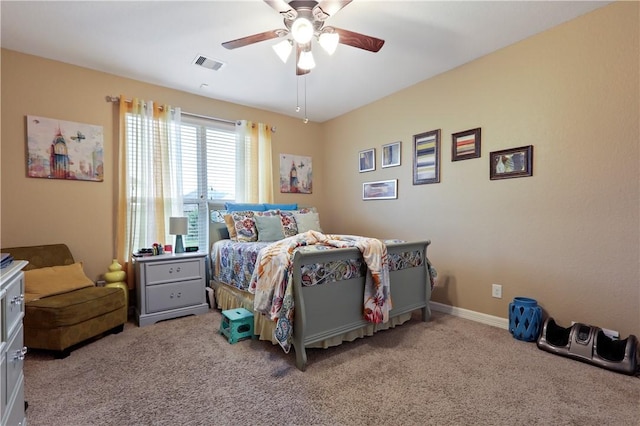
[413,129,441,185]
[381,141,401,168]
[452,127,481,161]
[489,145,533,180]
[279,153,312,193]
[26,115,104,182]
[358,148,375,172]
[363,179,397,200]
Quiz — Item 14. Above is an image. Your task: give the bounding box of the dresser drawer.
[5,374,24,426]
[0,349,5,421]
[5,326,25,403]
[3,274,24,340]
[144,259,203,285]
[146,279,204,313]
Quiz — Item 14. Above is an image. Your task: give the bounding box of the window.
[180,115,236,251]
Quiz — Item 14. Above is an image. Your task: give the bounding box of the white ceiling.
[1,1,611,123]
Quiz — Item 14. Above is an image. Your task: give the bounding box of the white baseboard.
[430,301,509,330]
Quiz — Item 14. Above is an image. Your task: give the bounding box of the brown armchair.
[1,244,127,358]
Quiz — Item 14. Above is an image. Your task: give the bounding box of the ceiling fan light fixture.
[319,31,339,55]
[291,17,314,44]
[298,50,316,70]
[272,39,293,63]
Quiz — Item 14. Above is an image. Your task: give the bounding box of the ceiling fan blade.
[264,0,297,20]
[314,0,352,19]
[222,30,281,50]
[296,44,310,76]
[333,27,385,53]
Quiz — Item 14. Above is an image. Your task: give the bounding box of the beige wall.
[0,50,323,282]
[1,2,638,337]
[322,1,639,337]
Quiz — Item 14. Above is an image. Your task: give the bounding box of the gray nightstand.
[134,252,209,327]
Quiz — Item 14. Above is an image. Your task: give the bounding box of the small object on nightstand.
[185,246,199,252]
[169,217,188,253]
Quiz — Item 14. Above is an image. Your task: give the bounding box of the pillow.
[255,215,285,242]
[232,210,280,242]
[223,214,237,241]
[225,203,266,212]
[24,262,94,302]
[264,203,297,211]
[293,212,322,233]
[280,207,317,237]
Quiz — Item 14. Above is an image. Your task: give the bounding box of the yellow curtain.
[235,120,274,203]
[115,96,183,289]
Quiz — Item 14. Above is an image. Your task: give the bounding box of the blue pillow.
[224,202,266,212]
[264,203,298,211]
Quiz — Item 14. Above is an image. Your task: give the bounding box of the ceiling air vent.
[192,55,225,71]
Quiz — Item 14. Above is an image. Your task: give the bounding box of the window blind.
[180,115,235,251]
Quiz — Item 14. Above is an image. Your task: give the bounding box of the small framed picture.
[452,128,481,161]
[489,145,533,180]
[358,148,375,173]
[363,179,398,200]
[413,129,441,185]
[381,141,401,168]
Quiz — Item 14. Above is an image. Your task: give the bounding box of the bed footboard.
[291,240,431,371]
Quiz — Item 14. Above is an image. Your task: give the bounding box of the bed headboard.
[208,202,230,249]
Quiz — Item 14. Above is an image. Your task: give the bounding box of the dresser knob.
[168,267,173,274]
[176,267,181,272]
[11,294,24,305]
[14,346,27,361]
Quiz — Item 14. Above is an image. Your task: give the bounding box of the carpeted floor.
[24,309,639,425]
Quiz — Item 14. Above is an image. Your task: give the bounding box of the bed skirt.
[210,280,413,349]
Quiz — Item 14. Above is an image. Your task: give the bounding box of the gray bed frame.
[290,240,432,370]
[208,212,432,371]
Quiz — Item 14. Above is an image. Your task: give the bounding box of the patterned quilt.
[211,240,269,291]
[248,231,391,353]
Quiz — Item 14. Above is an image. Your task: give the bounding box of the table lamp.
[169,217,188,253]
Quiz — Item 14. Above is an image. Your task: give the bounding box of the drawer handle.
[14,346,27,361]
[168,267,182,274]
[169,292,182,299]
[11,294,24,306]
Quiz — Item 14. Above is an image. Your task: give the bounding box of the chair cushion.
[24,286,125,329]
[24,262,94,303]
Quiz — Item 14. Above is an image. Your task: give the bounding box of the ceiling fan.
[222,0,385,76]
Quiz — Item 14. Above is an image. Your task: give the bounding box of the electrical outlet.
[492,284,502,299]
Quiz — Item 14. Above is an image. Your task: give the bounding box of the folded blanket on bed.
[248,230,390,353]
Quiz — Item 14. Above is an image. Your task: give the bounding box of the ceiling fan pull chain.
[296,77,301,112]
[303,75,309,124]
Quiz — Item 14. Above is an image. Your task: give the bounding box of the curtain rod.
[105,95,276,132]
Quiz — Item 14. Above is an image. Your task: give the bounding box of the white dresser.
[0,260,27,426]
[134,252,209,327]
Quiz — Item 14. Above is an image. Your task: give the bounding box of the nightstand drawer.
[144,259,202,285]
[146,279,204,313]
